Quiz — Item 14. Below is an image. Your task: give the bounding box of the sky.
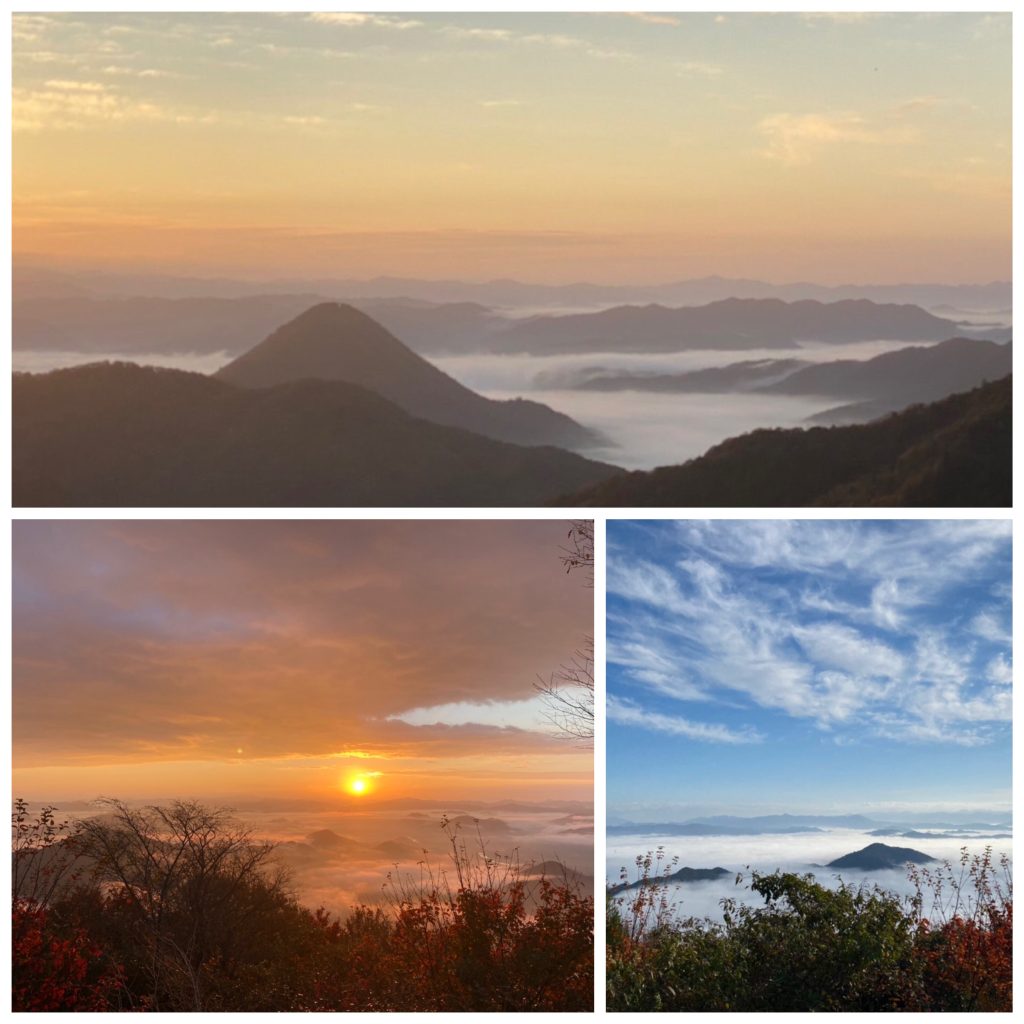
[12,11,1011,284]
[606,520,1012,821]
[12,520,594,806]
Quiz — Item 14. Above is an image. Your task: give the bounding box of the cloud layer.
[608,521,1011,747]
[13,521,593,795]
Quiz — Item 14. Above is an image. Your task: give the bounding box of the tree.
[536,520,595,743]
[71,799,285,1011]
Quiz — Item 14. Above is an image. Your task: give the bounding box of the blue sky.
[607,521,1012,820]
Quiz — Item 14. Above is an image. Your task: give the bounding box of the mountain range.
[12,300,1011,508]
[14,288,1008,360]
[495,298,963,354]
[566,376,1011,507]
[569,337,1012,426]
[14,264,1012,312]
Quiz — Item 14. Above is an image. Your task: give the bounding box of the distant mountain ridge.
[14,263,1012,312]
[495,298,961,354]
[214,302,600,449]
[568,337,1011,427]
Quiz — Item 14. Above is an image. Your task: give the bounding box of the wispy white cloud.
[309,13,422,31]
[677,61,724,78]
[608,696,761,745]
[758,111,892,165]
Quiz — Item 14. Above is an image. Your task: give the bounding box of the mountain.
[868,828,1013,840]
[497,298,960,355]
[766,337,1012,422]
[215,303,599,448]
[827,843,936,870]
[609,866,731,894]
[12,362,620,507]
[563,376,1011,507]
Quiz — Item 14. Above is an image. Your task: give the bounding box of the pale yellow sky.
[13,12,1012,283]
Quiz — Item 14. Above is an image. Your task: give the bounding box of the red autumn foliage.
[12,900,125,1011]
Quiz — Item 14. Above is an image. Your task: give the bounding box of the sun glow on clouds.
[12,521,593,803]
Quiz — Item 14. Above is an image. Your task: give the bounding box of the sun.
[346,776,369,796]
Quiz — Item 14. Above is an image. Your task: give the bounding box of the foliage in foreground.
[607,846,1011,1012]
[11,800,593,1012]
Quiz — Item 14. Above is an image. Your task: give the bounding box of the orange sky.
[12,521,594,805]
[12,12,1011,284]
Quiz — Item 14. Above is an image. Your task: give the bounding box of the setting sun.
[347,776,369,797]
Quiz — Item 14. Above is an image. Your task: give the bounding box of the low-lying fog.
[607,829,1013,924]
[63,802,593,920]
[14,338,938,470]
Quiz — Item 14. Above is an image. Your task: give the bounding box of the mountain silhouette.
[215,302,599,448]
[566,338,1010,419]
[12,362,619,507]
[609,866,731,894]
[498,298,960,354]
[766,337,1012,422]
[826,843,936,870]
[563,376,1010,507]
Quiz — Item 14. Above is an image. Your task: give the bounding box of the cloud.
[608,521,1011,748]
[677,61,724,78]
[619,13,680,27]
[13,521,592,769]
[387,695,550,732]
[442,23,632,60]
[13,80,172,132]
[970,610,1011,645]
[309,13,422,31]
[608,696,761,745]
[757,112,887,165]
